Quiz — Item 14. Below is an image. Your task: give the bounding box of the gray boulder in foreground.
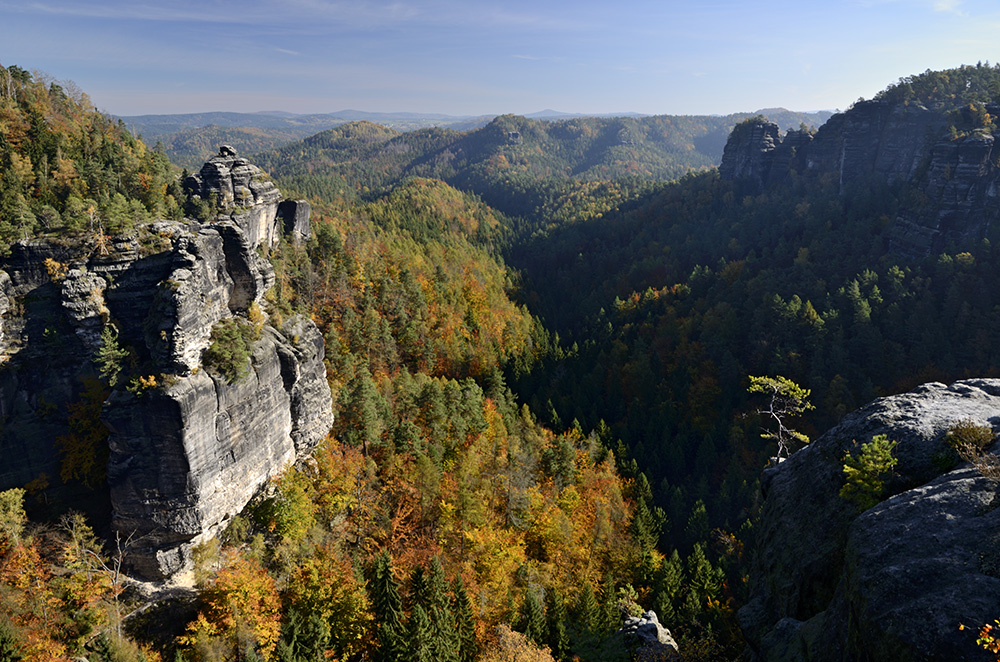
[741,379,1000,661]
[619,610,681,659]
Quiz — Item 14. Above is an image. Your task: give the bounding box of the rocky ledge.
[740,379,1000,661]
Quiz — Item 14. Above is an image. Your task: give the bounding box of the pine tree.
[92,633,114,662]
[369,551,406,662]
[339,366,386,455]
[94,324,130,387]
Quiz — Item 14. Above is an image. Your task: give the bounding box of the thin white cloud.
[273,47,301,56]
[933,0,965,13]
[0,1,270,24]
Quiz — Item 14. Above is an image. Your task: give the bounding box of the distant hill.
[119,110,496,169]
[122,108,832,172]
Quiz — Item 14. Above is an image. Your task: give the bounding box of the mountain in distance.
[525,109,648,119]
[9,56,1000,662]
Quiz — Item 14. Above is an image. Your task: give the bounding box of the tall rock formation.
[718,100,1000,256]
[0,148,333,579]
[740,379,1000,661]
[184,145,311,248]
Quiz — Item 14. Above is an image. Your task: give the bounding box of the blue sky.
[2,0,1000,117]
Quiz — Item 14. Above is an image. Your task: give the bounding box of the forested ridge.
[0,65,181,252]
[3,62,1000,662]
[252,109,828,235]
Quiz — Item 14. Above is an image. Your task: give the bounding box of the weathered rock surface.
[278,199,312,245]
[619,611,681,660]
[102,320,331,579]
[718,119,784,191]
[717,100,1000,255]
[740,379,1000,662]
[0,150,333,579]
[184,146,312,249]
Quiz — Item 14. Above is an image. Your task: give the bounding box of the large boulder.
[741,379,1000,661]
[619,611,681,660]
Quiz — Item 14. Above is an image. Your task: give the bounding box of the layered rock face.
[718,102,1000,255]
[0,150,333,579]
[740,379,1000,661]
[185,145,311,248]
[102,317,331,579]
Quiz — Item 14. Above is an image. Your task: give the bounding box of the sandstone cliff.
[740,379,1000,661]
[0,148,333,579]
[718,102,1000,256]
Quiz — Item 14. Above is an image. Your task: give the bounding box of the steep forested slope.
[11,60,1000,662]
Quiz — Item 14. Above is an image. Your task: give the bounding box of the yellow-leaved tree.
[179,552,281,661]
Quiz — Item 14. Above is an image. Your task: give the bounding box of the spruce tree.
[407,604,434,662]
[0,619,21,662]
[575,581,599,635]
[408,564,430,613]
[599,574,620,633]
[277,607,330,662]
[520,589,547,645]
[368,551,406,662]
[686,543,721,604]
[427,557,451,611]
[452,576,478,662]
[655,549,684,623]
[546,587,570,660]
[426,558,459,662]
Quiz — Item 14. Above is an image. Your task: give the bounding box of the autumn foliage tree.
[179,552,282,661]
